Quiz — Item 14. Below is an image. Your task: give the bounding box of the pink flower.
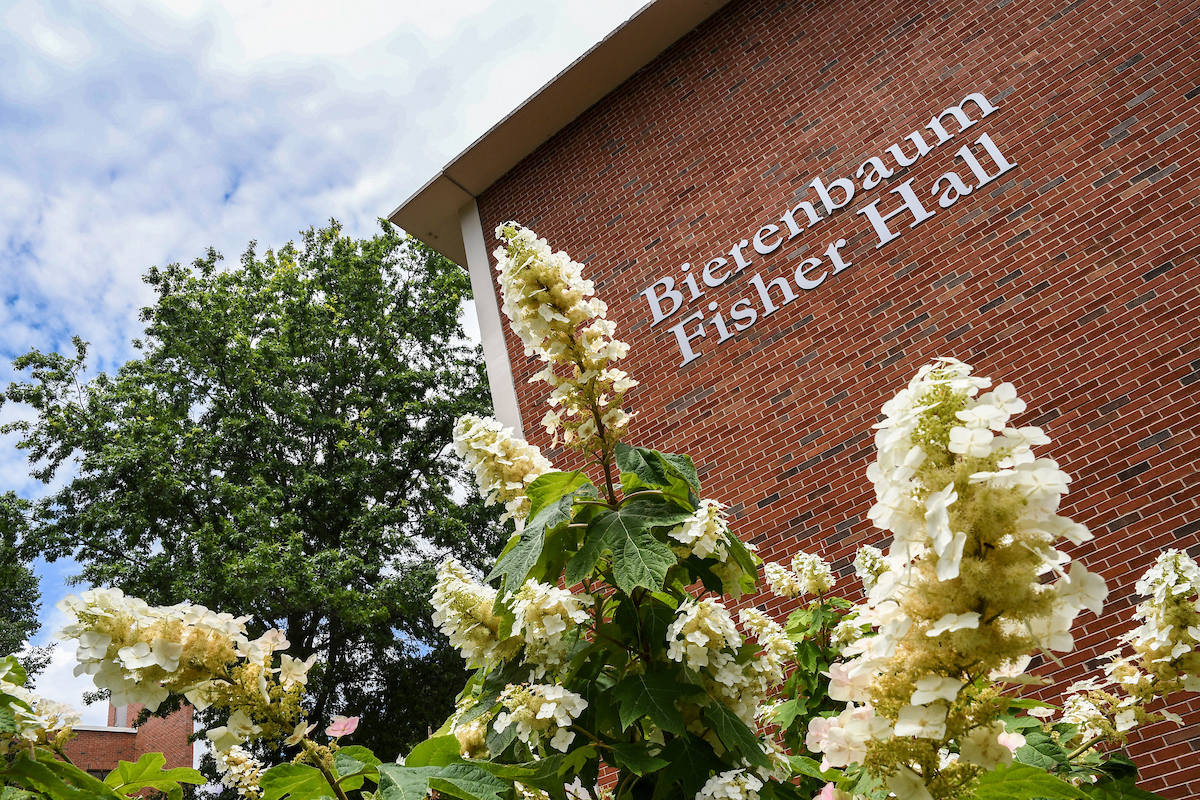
[326,715,359,738]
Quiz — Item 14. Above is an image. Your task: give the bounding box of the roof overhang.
[388,0,732,265]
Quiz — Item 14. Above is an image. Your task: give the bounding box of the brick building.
[64,703,194,779]
[392,0,1200,795]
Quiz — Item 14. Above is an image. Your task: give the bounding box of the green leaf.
[378,766,441,800]
[0,787,40,800]
[702,703,770,769]
[654,735,717,800]
[526,471,592,521]
[1080,777,1172,799]
[427,764,511,800]
[104,753,204,800]
[771,699,801,730]
[973,763,1088,799]
[611,670,702,735]
[260,764,336,800]
[787,756,839,783]
[566,518,609,586]
[404,736,463,768]
[487,526,544,590]
[486,715,518,756]
[610,743,670,776]
[4,752,116,800]
[598,498,690,595]
[1015,730,1069,770]
[616,444,673,490]
[658,452,701,494]
[337,746,383,769]
[0,657,27,688]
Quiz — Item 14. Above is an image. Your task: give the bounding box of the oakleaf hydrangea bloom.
[493,224,636,452]
[666,598,741,672]
[0,666,82,748]
[493,683,588,752]
[843,360,1106,798]
[1059,550,1200,742]
[791,552,835,595]
[510,580,592,675]
[431,558,522,667]
[805,704,892,770]
[454,414,553,523]
[55,588,307,750]
[852,545,889,591]
[696,769,763,800]
[669,500,731,561]
[762,561,803,598]
[215,745,265,799]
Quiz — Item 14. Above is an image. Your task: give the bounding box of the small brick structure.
[63,703,194,779]
[432,0,1200,794]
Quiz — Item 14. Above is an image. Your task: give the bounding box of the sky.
[0,0,647,723]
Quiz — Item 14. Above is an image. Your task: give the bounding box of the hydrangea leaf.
[260,764,336,800]
[427,763,510,800]
[1079,777,1171,799]
[615,444,674,491]
[566,518,609,586]
[403,736,462,768]
[1015,730,1069,769]
[9,752,121,800]
[701,703,771,768]
[103,753,204,800]
[652,735,718,800]
[486,527,544,591]
[973,764,1088,799]
[657,452,701,493]
[525,471,594,522]
[611,671,702,735]
[377,765,441,800]
[601,512,677,595]
[610,743,669,776]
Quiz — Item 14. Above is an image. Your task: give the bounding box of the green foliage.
[103,753,204,800]
[0,221,504,758]
[0,495,41,663]
[972,763,1088,799]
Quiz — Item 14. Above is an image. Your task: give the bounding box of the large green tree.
[0,493,44,674]
[1,221,505,758]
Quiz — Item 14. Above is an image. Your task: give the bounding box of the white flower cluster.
[56,588,309,716]
[806,704,893,770]
[510,580,592,675]
[763,552,834,598]
[738,608,793,695]
[215,744,265,799]
[670,500,731,561]
[792,553,835,596]
[0,669,81,745]
[828,360,1110,796]
[666,599,783,724]
[431,558,518,666]
[666,598,741,674]
[1128,549,1200,673]
[1059,550,1200,740]
[762,562,802,598]
[852,546,889,591]
[493,224,636,450]
[454,414,553,523]
[494,683,588,752]
[493,224,605,362]
[696,769,763,800]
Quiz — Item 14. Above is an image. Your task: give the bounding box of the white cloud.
[1,0,647,644]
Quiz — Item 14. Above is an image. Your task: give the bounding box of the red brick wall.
[475,0,1200,794]
[65,703,194,775]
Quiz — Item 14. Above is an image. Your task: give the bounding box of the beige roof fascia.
[389,0,732,265]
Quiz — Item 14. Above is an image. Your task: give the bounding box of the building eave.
[388,0,732,265]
